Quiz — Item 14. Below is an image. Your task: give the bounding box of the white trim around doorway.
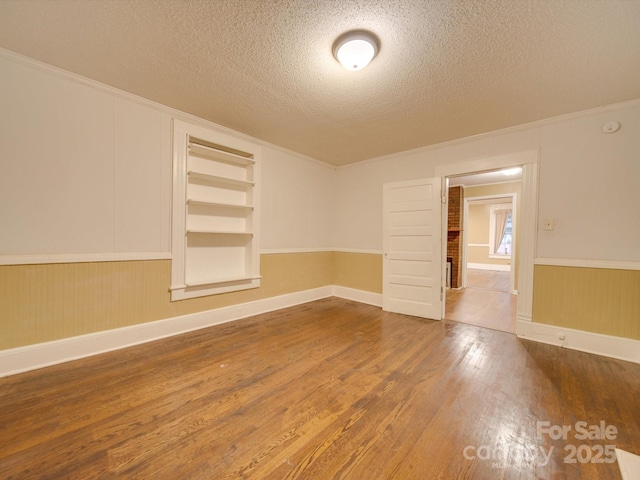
[434,150,539,326]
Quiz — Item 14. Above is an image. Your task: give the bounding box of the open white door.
[383,178,443,319]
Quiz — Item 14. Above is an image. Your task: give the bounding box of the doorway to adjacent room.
[444,170,520,333]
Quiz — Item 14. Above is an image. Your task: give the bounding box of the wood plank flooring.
[1,297,638,479]
[446,269,516,333]
[466,269,511,293]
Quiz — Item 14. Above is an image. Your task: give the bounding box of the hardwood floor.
[1,298,638,479]
[466,269,511,293]
[446,269,516,333]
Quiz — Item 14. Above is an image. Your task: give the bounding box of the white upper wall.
[0,51,336,261]
[333,128,539,253]
[0,55,172,256]
[334,101,640,262]
[537,105,640,260]
[1,50,639,264]
[260,147,335,251]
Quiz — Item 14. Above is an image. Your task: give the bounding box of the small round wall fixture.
[602,121,621,134]
[333,30,380,71]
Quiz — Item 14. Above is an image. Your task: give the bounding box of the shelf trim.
[171,274,263,290]
[187,170,255,187]
[188,142,255,166]
[187,199,254,210]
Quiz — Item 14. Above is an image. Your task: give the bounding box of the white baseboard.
[516,319,640,364]
[0,286,334,378]
[467,263,511,272]
[333,286,382,307]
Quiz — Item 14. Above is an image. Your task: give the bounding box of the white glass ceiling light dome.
[333,31,380,71]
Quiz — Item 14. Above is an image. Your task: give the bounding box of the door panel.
[388,260,433,277]
[383,178,442,319]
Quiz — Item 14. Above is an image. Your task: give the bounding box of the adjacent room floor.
[446,268,517,333]
[1,297,637,479]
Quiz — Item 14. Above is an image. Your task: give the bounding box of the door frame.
[434,150,538,326]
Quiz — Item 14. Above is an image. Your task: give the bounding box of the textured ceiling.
[0,0,639,166]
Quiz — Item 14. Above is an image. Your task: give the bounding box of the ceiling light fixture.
[333,30,380,71]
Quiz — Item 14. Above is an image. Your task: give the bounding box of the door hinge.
[440,286,444,301]
[441,194,446,204]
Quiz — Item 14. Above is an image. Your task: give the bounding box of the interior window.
[496,212,512,255]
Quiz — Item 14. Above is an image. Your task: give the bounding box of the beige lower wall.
[4,255,638,350]
[0,252,333,350]
[532,265,640,340]
[332,252,383,294]
[466,246,511,266]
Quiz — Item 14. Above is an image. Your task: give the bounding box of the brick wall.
[447,186,464,288]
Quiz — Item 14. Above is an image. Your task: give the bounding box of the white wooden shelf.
[185,274,262,288]
[171,274,263,290]
[187,170,254,188]
[187,199,254,210]
[188,142,256,166]
[172,120,261,301]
